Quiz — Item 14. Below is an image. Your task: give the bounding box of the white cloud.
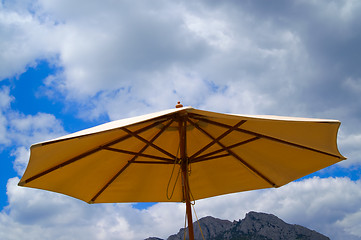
[0,86,13,109]
[194,177,361,240]
[183,11,234,50]
[38,0,312,120]
[2,177,361,240]
[337,210,361,237]
[11,147,29,176]
[8,112,66,146]
[2,177,184,240]
[344,77,361,93]
[0,0,360,115]
[0,1,60,80]
[0,87,66,175]
[32,0,210,100]
[5,112,66,175]
[338,132,361,166]
[2,0,360,122]
[0,87,13,145]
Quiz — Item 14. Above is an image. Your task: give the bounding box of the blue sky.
[1,0,361,239]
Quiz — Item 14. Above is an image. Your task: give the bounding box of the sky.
[0,0,361,239]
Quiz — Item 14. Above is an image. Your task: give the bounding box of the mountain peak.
[167,215,233,240]
[147,211,330,240]
[231,211,329,240]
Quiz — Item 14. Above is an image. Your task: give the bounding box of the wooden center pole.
[178,111,195,240]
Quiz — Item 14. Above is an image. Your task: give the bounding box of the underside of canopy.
[19,107,345,203]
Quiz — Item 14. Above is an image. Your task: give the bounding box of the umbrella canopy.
[19,106,345,203]
[18,105,345,239]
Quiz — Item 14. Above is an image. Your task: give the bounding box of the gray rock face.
[224,211,330,240]
[145,211,330,240]
[167,216,233,240]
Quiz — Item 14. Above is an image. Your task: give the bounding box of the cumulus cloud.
[338,132,361,166]
[2,177,184,240]
[0,0,61,80]
[2,0,361,124]
[4,110,66,175]
[0,87,66,175]
[28,0,359,127]
[7,112,66,175]
[8,112,65,146]
[11,147,29,176]
[337,210,361,237]
[34,0,209,99]
[194,177,361,240]
[2,177,361,240]
[0,87,13,145]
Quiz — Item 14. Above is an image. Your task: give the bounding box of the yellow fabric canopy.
[19,106,345,204]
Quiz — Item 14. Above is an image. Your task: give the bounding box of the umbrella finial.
[175,101,183,108]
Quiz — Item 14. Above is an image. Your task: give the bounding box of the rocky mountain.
[146,211,329,240]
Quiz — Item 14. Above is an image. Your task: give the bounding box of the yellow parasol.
[19,103,345,240]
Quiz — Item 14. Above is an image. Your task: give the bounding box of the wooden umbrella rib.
[131,160,174,164]
[89,118,174,203]
[192,136,260,163]
[21,147,103,185]
[190,119,277,188]
[190,115,242,129]
[103,147,174,163]
[229,149,277,187]
[191,153,231,163]
[188,118,247,160]
[89,161,131,203]
[236,128,342,159]
[20,118,170,185]
[121,127,176,159]
[193,117,342,159]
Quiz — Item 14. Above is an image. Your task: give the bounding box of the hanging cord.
[166,144,181,200]
[183,163,205,240]
[192,204,205,240]
[187,166,196,205]
[182,199,206,240]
